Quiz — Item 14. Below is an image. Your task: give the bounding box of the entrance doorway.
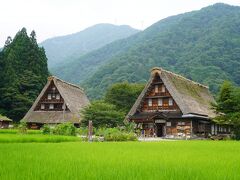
[156,124,165,137]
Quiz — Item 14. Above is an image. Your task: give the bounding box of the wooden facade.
[126,67,231,139]
[23,76,90,129]
[0,115,12,129]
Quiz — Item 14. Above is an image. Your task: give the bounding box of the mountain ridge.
[51,3,240,99]
[41,23,140,68]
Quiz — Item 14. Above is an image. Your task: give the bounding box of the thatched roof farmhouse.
[23,76,90,129]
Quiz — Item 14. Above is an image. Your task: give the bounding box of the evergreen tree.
[214,81,240,139]
[0,28,49,121]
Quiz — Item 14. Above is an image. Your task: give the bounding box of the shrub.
[41,124,51,135]
[18,121,27,134]
[78,127,88,136]
[53,123,76,136]
[95,127,137,141]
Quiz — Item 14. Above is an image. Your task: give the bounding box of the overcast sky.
[1,0,240,46]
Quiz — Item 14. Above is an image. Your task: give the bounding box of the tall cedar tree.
[0,28,48,121]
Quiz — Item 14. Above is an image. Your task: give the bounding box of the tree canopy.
[104,82,144,113]
[0,28,49,121]
[214,81,240,139]
[80,101,125,128]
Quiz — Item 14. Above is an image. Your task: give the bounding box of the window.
[56,94,60,100]
[148,99,152,107]
[47,94,52,100]
[158,98,163,106]
[52,94,56,98]
[49,104,54,110]
[178,122,185,125]
[169,98,173,106]
[162,85,166,92]
[154,85,158,93]
[41,104,45,110]
[62,103,66,110]
[166,122,171,127]
[52,87,56,91]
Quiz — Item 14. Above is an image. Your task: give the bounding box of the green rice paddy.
[0,134,240,180]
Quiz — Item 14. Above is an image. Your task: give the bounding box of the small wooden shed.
[0,115,12,128]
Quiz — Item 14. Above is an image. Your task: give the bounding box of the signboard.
[155,119,166,123]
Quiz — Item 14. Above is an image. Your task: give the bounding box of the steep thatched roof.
[0,114,12,122]
[127,67,216,120]
[23,76,90,124]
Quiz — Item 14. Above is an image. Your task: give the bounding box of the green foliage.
[214,81,240,139]
[53,123,76,136]
[81,101,125,128]
[0,28,48,121]
[77,127,88,136]
[94,127,137,141]
[215,81,236,113]
[104,82,144,113]
[51,3,240,99]
[18,121,27,134]
[41,124,51,135]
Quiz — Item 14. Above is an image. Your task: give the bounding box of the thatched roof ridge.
[126,67,216,121]
[23,76,90,124]
[48,76,85,92]
[151,67,209,89]
[0,114,12,122]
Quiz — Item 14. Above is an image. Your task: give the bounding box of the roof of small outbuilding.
[0,114,12,122]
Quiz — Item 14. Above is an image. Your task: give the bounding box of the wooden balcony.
[142,105,177,111]
[40,99,64,103]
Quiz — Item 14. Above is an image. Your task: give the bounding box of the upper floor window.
[49,104,54,110]
[154,85,159,93]
[148,99,152,107]
[47,94,52,100]
[162,85,166,93]
[41,104,45,110]
[56,94,60,100]
[52,87,56,91]
[158,98,163,106]
[169,98,173,106]
[178,122,185,126]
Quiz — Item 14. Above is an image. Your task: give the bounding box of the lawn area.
[0,140,240,180]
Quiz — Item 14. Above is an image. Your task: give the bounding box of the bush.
[53,123,76,136]
[96,127,137,141]
[18,121,27,134]
[41,124,51,135]
[78,127,88,136]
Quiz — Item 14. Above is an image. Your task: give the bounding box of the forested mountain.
[0,28,48,121]
[62,3,239,99]
[41,24,139,68]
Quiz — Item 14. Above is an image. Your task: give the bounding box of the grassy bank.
[0,141,240,179]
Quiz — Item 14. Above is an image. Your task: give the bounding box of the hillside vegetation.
[41,24,139,68]
[51,3,240,99]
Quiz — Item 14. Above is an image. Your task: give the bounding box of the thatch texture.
[0,114,12,122]
[126,67,216,121]
[23,76,90,124]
